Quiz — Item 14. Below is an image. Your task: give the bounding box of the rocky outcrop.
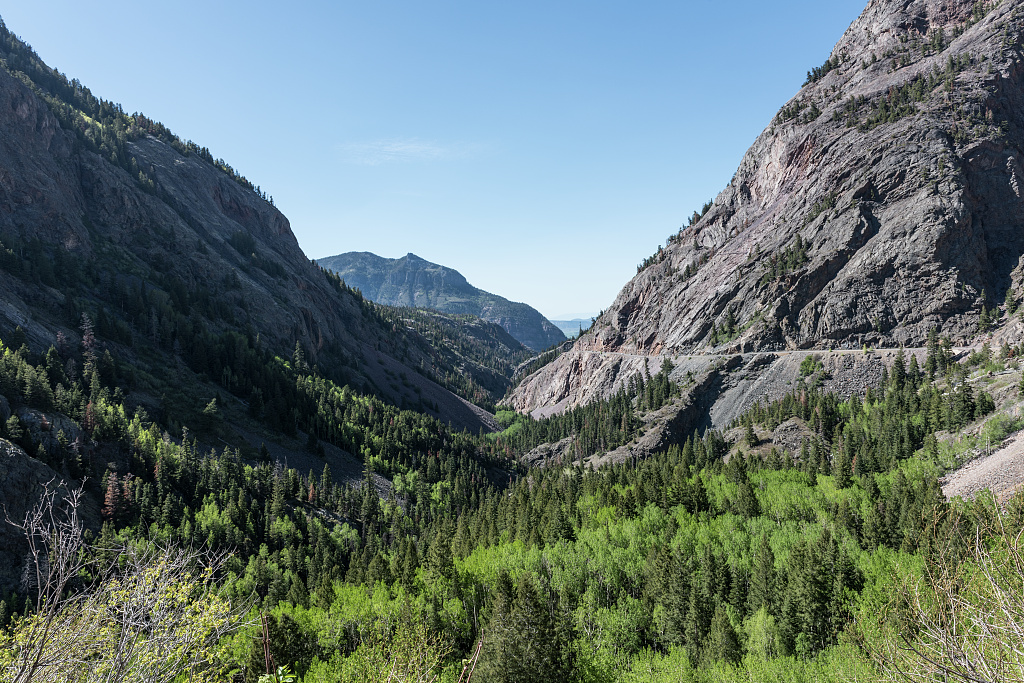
[317,252,566,351]
[512,0,1024,417]
[516,348,922,466]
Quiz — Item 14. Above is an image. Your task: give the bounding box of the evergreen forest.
[3,318,1024,682]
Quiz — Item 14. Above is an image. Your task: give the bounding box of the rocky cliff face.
[511,0,1024,416]
[0,62,347,353]
[317,251,566,351]
[0,28,493,433]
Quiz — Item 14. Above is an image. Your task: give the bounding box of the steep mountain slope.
[376,306,534,411]
[512,0,1024,417]
[0,19,495,432]
[318,251,566,351]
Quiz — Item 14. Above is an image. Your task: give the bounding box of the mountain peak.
[318,251,566,350]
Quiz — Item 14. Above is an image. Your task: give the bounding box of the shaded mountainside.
[6,7,1024,682]
[512,0,1024,416]
[317,251,566,351]
[0,19,497,432]
[375,306,535,412]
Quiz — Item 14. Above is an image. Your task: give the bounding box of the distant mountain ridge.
[317,252,566,351]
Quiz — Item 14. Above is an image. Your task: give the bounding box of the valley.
[4,1,1024,682]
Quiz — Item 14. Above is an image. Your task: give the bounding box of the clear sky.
[2,1,865,320]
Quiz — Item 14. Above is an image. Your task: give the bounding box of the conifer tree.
[925,327,939,377]
[748,535,776,614]
[835,442,852,489]
[745,419,758,448]
[476,574,571,683]
[707,604,741,664]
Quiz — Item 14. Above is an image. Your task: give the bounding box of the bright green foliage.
[1,547,239,683]
[0,314,1016,682]
[302,611,450,683]
[799,355,822,377]
[858,496,1024,681]
[259,666,297,683]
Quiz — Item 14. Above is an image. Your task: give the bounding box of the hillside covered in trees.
[4,313,1024,681]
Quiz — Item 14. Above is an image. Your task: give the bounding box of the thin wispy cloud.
[338,138,484,165]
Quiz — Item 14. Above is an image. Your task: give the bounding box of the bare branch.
[2,482,251,683]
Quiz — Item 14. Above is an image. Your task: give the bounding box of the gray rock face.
[0,68,361,356]
[15,406,87,459]
[317,252,566,351]
[0,39,494,433]
[512,0,1024,416]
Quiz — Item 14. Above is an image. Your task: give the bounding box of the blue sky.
[3,1,865,319]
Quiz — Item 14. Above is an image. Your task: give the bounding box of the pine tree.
[101,472,128,524]
[734,475,760,519]
[745,419,758,448]
[427,523,455,581]
[891,347,906,391]
[271,472,286,519]
[748,535,775,614]
[834,441,852,489]
[924,329,938,377]
[707,604,741,664]
[476,574,571,683]
[319,464,332,503]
